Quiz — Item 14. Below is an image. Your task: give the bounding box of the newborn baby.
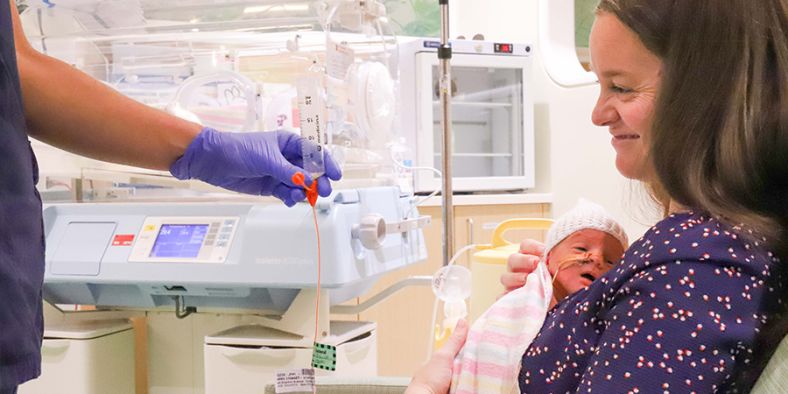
[451,199,628,394]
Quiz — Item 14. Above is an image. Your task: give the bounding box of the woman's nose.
[591,95,617,126]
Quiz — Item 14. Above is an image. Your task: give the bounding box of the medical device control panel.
[42,188,428,311]
[128,216,239,264]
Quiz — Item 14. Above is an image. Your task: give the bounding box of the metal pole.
[438,0,454,265]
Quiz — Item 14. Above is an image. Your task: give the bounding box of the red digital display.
[494,43,513,53]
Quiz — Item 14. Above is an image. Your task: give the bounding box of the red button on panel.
[112,234,135,246]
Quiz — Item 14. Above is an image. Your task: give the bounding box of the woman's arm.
[574,255,778,392]
[406,320,469,394]
[10,1,201,170]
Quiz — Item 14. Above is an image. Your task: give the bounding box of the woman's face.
[589,13,663,180]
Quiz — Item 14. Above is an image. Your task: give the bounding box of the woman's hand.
[501,239,545,294]
[406,319,469,394]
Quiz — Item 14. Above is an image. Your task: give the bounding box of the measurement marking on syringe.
[297,73,327,178]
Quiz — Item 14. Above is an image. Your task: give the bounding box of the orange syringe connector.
[292,172,319,207]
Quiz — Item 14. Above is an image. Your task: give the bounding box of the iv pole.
[438,0,455,266]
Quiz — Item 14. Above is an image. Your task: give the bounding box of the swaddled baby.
[451,199,628,394]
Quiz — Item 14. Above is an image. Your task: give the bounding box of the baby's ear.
[545,252,557,276]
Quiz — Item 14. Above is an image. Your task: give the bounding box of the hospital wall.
[453,0,659,239]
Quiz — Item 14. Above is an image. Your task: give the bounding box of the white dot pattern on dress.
[519,212,783,393]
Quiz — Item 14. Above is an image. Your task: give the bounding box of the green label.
[311,342,337,371]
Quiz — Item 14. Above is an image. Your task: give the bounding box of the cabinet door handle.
[466,218,474,246]
[41,340,71,356]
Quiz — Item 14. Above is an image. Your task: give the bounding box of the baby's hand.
[501,239,545,294]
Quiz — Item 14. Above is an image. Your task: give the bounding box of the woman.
[407,0,787,392]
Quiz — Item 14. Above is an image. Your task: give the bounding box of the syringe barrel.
[301,138,325,179]
[297,71,327,180]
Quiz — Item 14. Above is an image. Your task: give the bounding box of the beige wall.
[453,0,659,239]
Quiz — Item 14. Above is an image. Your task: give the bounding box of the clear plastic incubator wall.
[17,1,428,393]
[21,0,406,192]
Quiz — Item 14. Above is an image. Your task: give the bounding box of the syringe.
[297,73,327,179]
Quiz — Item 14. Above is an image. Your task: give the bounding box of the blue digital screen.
[150,224,209,258]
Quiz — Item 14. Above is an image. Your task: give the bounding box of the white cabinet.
[204,321,377,394]
[19,319,135,394]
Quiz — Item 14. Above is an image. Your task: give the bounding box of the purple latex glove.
[170,128,342,206]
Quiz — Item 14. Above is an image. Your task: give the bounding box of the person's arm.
[573,256,773,392]
[406,320,469,394]
[9,2,341,205]
[10,1,200,170]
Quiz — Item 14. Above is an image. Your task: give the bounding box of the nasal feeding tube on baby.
[551,252,602,283]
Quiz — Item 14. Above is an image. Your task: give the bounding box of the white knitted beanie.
[543,199,629,257]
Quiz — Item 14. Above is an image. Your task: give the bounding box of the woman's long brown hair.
[597,0,787,387]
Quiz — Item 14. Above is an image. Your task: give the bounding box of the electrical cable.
[389,149,442,219]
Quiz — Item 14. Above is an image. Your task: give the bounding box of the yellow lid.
[471,218,553,266]
[472,243,520,265]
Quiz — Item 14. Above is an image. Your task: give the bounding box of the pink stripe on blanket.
[481,303,545,320]
[466,328,536,347]
[456,359,518,379]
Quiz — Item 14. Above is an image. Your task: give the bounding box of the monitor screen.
[150,224,209,258]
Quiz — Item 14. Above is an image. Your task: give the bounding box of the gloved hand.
[170,128,342,206]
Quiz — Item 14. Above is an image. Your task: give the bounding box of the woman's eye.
[610,84,632,94]
[606,260,615,266]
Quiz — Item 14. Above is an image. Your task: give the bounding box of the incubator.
[17,1,431,392]
[19,0,404,189]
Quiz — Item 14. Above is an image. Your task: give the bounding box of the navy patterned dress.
[519,211,783,393]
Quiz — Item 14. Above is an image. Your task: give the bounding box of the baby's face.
[547,229,626,301]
